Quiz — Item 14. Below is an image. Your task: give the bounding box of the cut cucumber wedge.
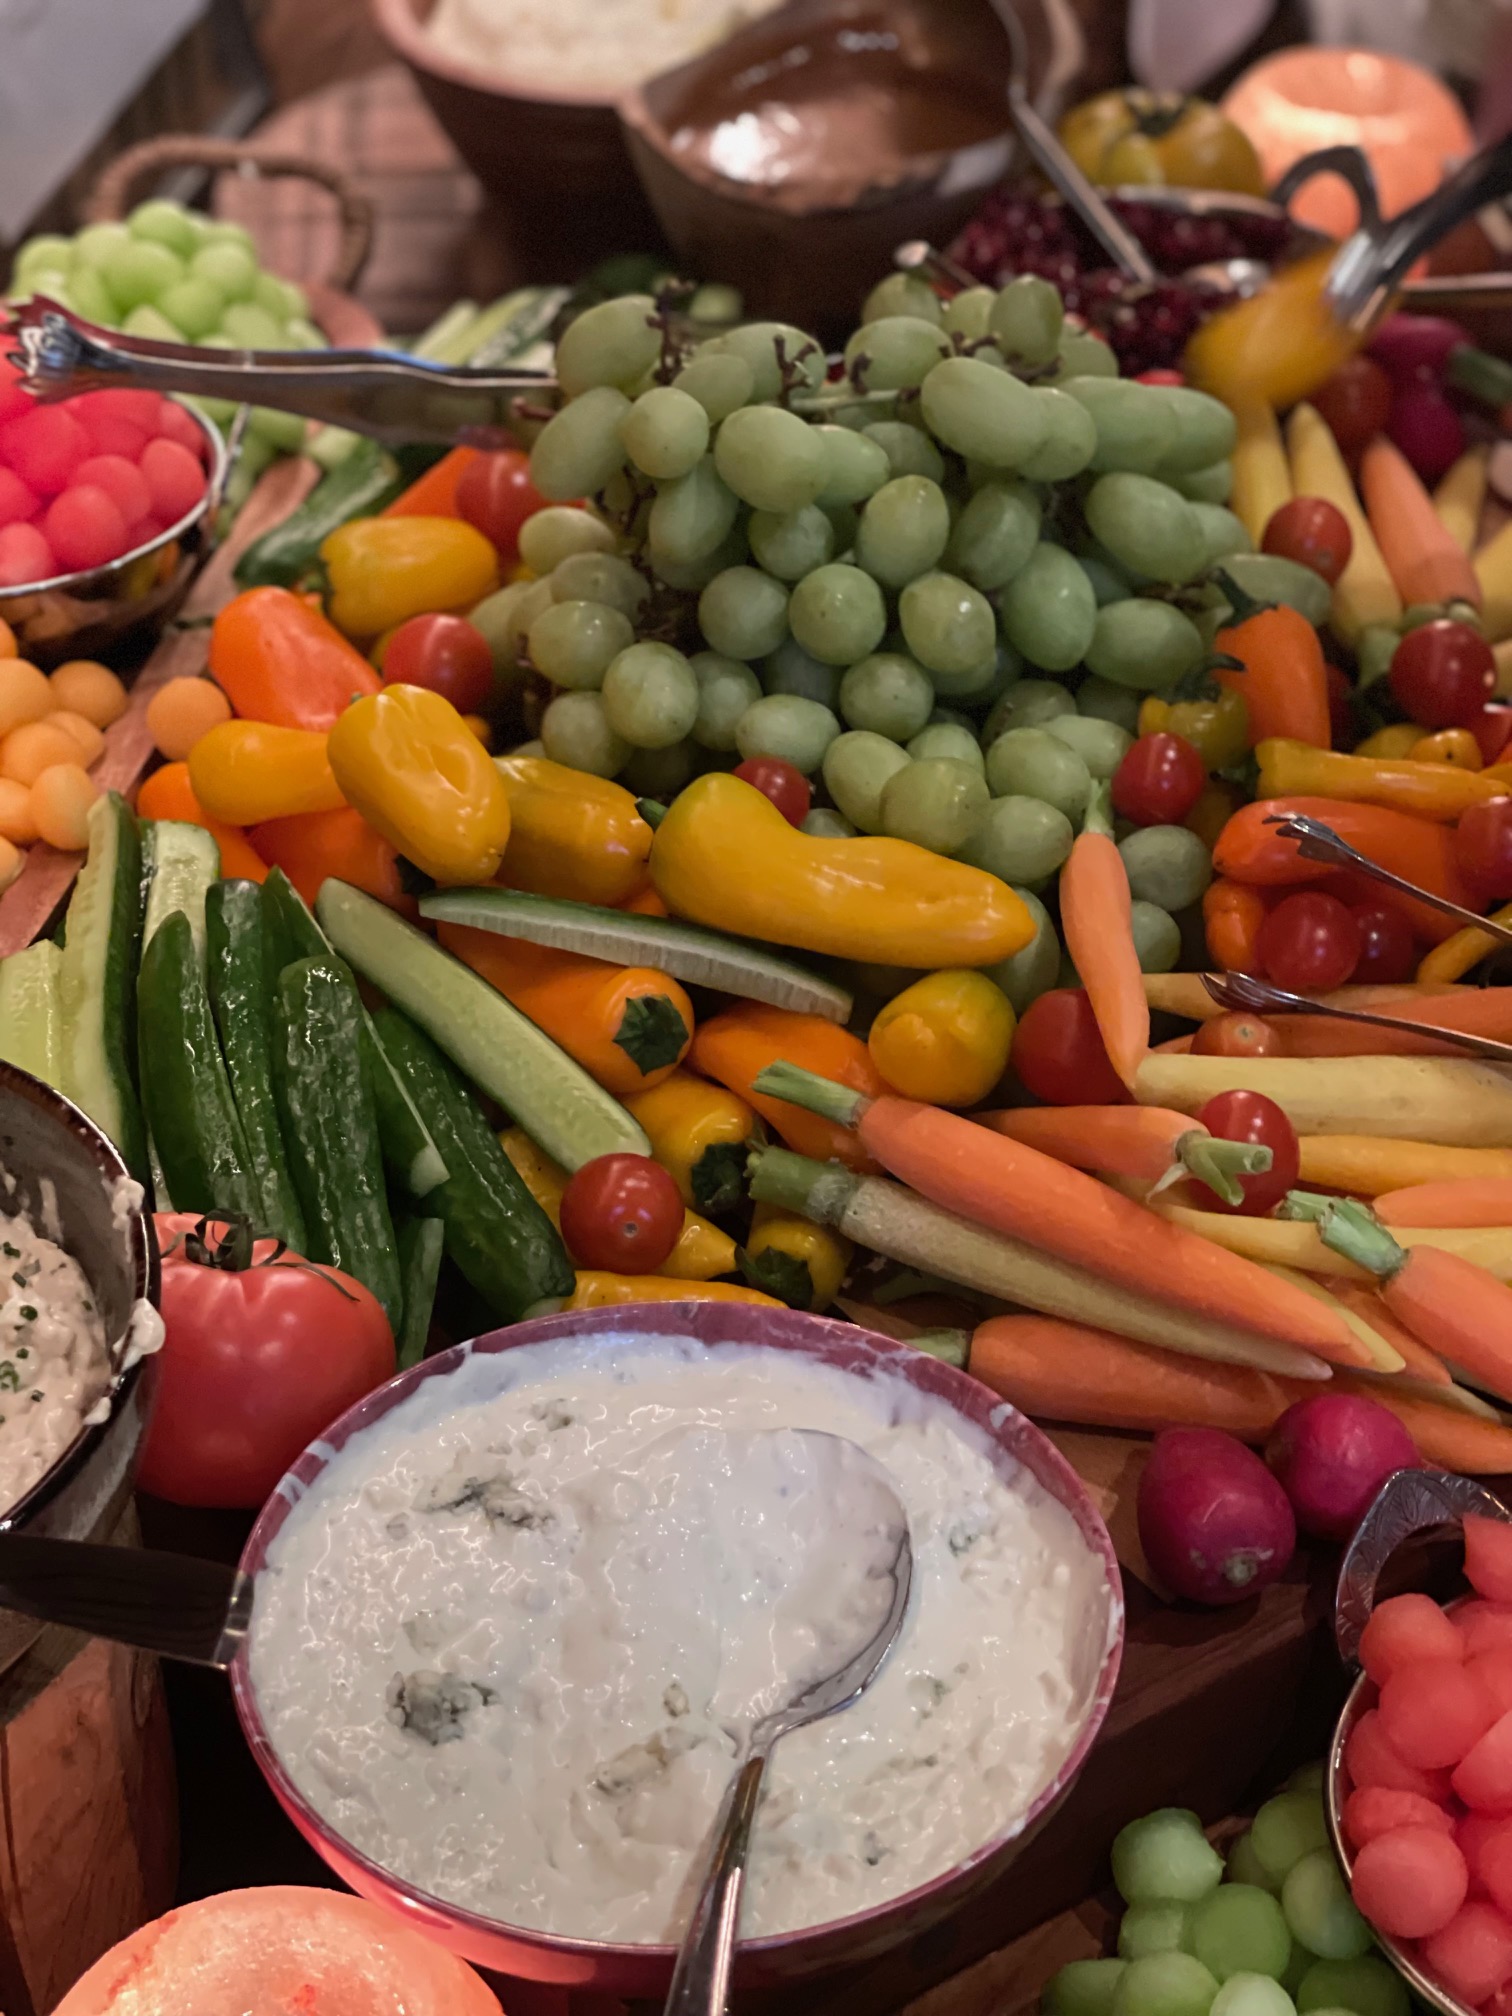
[57,793,146,1178]
[317,880,650,1170]
[419,888,854,1024]
[140,819,220,961]
[0,941,63,1085]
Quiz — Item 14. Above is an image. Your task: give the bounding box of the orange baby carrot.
[1360,436,1482,611]
[1377,1179,1512,1228]
[1059,781,1148,1089]
[980,1104,1266,1204]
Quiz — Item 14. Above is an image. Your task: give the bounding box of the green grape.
[863,421,947,483]
[556,294,660,397]
[1172,459,1234,504]
[648,454,741,568]
[789,564,888,666]
[1045,1960,1128,2016]
[1193,504,1253,571]
[906,723,983,772]
[674,350,755,423]
[845,315,952,392]
[189,240,257,304]
[1059,377,1177,475]
[735,694,841,775]
[1000,543,1098,672]
[1046,714,1131,780]
[764,638,841,708]
[899,571,996,678]
[1287,1764,1326,1797]
[981,886,1058,1014]
[1296,1958,1406,2016]
[943,286,996,340]
[960,796,1073,885]
[155,276,223,340]
[1085,600,1205,690]
[1078,552,1134,606]
[862,272,943,325]
[921,356,1048,468]
[71,221,131,268]
[699,565,790,659]
[601,642,701,749]
[988,275,1064,367]
[1189,1886,1292,1983]
[552,550,648,620]
[929,646,1015,704]
[855,476,951,588]
[654,530,750,594]
[1120,1903,1192,1961]
[1086,474,1207,585]
[823,731,913,832]
[254,271,308,324]
[1113,1812,1225,1906]
[1131,900,1181,974]
[802,808,856,839]
[1279,1950,1311,2001]
[947,480,1041,591]
[704,322,826,403]
[690,652,762,750]
[750,504,834,581]
[1208,554,1332,629]
[984,678,1076,742]
[518,506,617,576]
[122,303,183,343]
[1226,1832,1282,1896]
[14,233,73,280]
[814,424,891,508]
[1251,1796,1329,1885]
[620,385,710,481]
[1157,387,1239,475]
[880,758,988,854]
[687,279,742,323]
[839,653,935,740]
[283,317,325,350]
[100,237,184,312]
[65,263,118,326]
[1078,672,1149,731]
[985,728,1090,822]
[1280,1853,1369,1963]
[530,387,633,502]
[1113,1953,1219,2016]
[822,501,859,553]
[620,739,695,799]
[221,301,289,348]
[1119,827,1213,912]
[1209,1977,1297,2016]
[248,404,307,452]
[470,578,553,673]
[1051,328,1119,380]
[527,600,634,690]
[1019,388,1100,483]
[541,691,630,777]
[714,404,827,514]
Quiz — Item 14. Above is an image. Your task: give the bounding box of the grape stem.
[789,387,896,417]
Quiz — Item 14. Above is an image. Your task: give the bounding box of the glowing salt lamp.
[54,1887,504,2016]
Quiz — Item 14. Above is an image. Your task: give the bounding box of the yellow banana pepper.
[650,773,1033,968]
[567,1273,779,1310]
[745,1204,851,1311]
[1255,737,1510,823]
[327,685,511,885]
[1138,686,1249,771]
[495,756,652,906]
[623,1069,755,1215]
[321,516,499,638]
[188,721,346,823]
[867,969,1015,1108]
[1418,902,1512,987]
[499,1126,736,1281]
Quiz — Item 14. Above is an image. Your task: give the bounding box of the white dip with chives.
[421,0,787,97]
[0,1186,110,1513]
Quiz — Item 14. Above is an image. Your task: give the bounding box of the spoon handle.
[663,1752,769,2016]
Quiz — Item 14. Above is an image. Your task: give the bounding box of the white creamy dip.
[422,0,786,98]
[0,1187,110,1513]
[248,1334,1112,1943]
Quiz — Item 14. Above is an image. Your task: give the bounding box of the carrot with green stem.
[750,1065,1373,1367]
[1058,779,1147,1090]
[979,1103,1270,1206]
[1359,436,1483,611]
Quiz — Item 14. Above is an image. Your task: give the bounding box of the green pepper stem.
[1280,1191,1406,1281]
[636,798,667,829]
[745,1146,857,1226]
[908,1328,971,1369]
[1447,344,1512,410]
[751,1062,868,1128]
[1210,564,1272,625]
[1177,1134,1272,1209]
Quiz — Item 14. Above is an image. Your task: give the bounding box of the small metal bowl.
[0,398,227,669]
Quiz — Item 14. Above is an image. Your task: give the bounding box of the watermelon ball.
[139,437,206,525]
[43,486,129,573]
[0,522,55,586]
[1342,1786,1456,1851]
[73,454,151,531]
[1461,1604,1512,1659]
[1345,1707,1454,1801]
[1352,1826,1469,1939]
[1466,1519,1512,1603]
[1360,1592,1466,1684]
[0,365,33,428]
[1423,1900,1512,2006]
[1379,1657,1499,1768]
[155,399,207,457]
[0,468,39,530]
[1477,1819,1512,1914]
[72,388,161,462]
[1455,1711,1512,1810]
[0,406,89,495]
[1472,1649,1512,1718]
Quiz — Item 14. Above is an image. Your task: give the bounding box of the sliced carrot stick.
[1321,1276,1452,1386]
[1360,436,1483,610]
[980,1104,1268,1203]
[1271,989,1512,1059]
[1058,781,1148,1089]
[1378,1179,1512,1228]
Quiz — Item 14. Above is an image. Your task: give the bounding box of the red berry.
[43,485,129,572]
[0,406,89,495]
[74,454,151,529]
[138,438,207,524]
[0,521,55,587]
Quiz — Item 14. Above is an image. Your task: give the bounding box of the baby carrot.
[1058,780,1147,1088]
[1298,1136,1512,1196]
[980,1104,1267,1205]
[1271,988,1512,1059]
[1377,1179,1512,1228]
[1321,1276,1452,1386]
[1360,436,1482,611]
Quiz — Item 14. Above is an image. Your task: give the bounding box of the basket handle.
[85,135,374,294]
[1334,1467,1512,1669]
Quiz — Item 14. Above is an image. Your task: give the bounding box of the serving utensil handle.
[663,1751,769,2016]
[0,1531,250,1669]
[1334,1468,1512,1668]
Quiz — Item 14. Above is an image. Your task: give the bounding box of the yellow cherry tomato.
[867,969,1015,1108]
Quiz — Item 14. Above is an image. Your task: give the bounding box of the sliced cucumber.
[318,880,649,1170]
[138,910,258,1220]
[57,793,146,1178]
[0,941,63,1085]
[394,1215,445,1370]
[140,819,220,960]
[419,888,854,1024]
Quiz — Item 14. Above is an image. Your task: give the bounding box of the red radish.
[1361,1592,1466,1683]
[1454,1710,1512,1809]
[1346,1707,1454,1801]
[1136,1427,1296,1607]
[1379,1657,1499,1768]
[1423,1900,1512,2005]
[1369,314,1472,380]
[1387,379,1466,486]
[1352,1826,1469,1938]
[1344,1785,1457,1849]
[1264,1393,1417,1541]
[1466,1518,1512,1603]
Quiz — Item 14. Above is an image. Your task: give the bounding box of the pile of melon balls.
[0,642,129,887]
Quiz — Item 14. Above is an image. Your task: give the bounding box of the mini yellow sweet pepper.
[1355,724,1425,761]
[327,685,511,885]
[866,969,1015,1108]
[567,1273,779,1310]
[1255,737,1509,823]
[321,516,499,638]
[1418,902,1512,987]
[188,720,346,824]
[495,755,652,906]
[744,1203,851,1311]
[1137,686,1249,772]
[499,1126,737,1282]
[622,1069,757,1216]
[1409,729,1482,770]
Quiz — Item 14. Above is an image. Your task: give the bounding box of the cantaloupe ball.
[0,777,38,845]
[2,719,84,786]
[0,835,20,892]
[47,709,106,768]
[0,660,54,739]
[48,658,128,729]
[29,764,100,851]
[145,675,231,759]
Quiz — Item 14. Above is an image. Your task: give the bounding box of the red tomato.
[1455,797,1512,901]
[1111,732,1206,827]
[1350,903,1419,983]
[1257,890,1361,992]
[733,755,811,826]
[454,449,549,558]
[1011,988,1130,1106]
[1312,354,1393,455]
[1192,1011,1281,1058]
[1389,620,1496,730]
[137,1214,396,1508]
[1325,661,1355,748]
[559,1153,683,1272]
[1136,368,1186,385]
[381,612,495,713]
[1262,497,1353,586]
[1472,706,1512,768]
[1193,1090,1300,1217]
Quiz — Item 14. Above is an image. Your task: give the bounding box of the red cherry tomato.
[1262,497,1354,587]
[1324,661,1355,748]
[1472,705,1512,767]
[1111,732,1206,827]
[1136,368,1186,385]
[733,755,811,827]
[1191,1012,1281,1058]
[1011,988,1130,1106]
[1389,620,1496,730]
[1312,354,1394,455]
[381,612,495,713]
[1350,903,1419,983]
[1455,796,1512,902]
[454,449,549,559]
[1257,890,1361,992]
[559,1153,683,1273]
[1192,1090,1300,1217]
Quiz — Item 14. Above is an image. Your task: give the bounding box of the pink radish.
[1387,379,1467,486]
[1264,1392,1417,1542]
[1369,314,1472,380]
[1466,1518,1512,1603]
[1136,1427,1296,1606]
